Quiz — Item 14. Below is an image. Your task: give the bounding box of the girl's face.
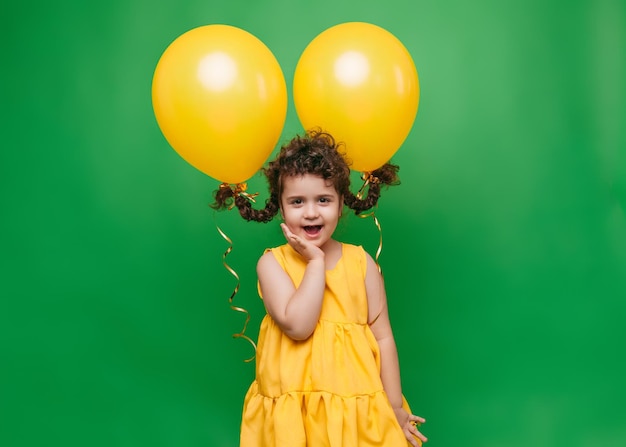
[280,174,342,250]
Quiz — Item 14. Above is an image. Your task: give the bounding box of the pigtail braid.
[344,163,400,214]
[210,183,279,223]
[234,194,279,223]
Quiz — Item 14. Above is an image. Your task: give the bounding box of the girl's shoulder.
[259,243,301,271]
[259,243,289,255]
[338,243,369,271]
[339,242,364,256]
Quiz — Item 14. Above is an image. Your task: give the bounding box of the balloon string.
[355,172,384,273]
[357,208,383,274]
[356,175,371,200]
[214,218,257,363]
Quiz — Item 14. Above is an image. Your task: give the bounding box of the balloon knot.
[219,182,259,209]
[356,172,380,199]
[234,183,259,203]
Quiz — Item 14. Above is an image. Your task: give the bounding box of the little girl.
[215,130,427,446]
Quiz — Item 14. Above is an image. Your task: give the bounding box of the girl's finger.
[415,430,428,443]
[406,421,427,443]
[281,224,300,244]
[404,430,419,447]
[410,415,426,424]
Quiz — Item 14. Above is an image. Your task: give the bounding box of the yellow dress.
[240,243,417,447]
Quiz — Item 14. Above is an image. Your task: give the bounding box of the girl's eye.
[292,199,302,205]
[319,197,329,203]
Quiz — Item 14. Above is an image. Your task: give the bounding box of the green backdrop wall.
[1,1,625,446]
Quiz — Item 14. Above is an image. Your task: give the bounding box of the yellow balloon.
[152,25,287,184]
[294,22,419,172]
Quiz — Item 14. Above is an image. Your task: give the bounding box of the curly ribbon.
[355,173,383,273]
[358,208,383,274]
[214,215,257,363]
[357,173,385,326]
[219,182,259,210]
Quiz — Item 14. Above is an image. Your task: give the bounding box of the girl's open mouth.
[303,225,322,235]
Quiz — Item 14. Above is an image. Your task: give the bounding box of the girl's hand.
[393,407,427,446]
[280,223,324,263]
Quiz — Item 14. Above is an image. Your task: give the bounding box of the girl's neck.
[321,238,342,270]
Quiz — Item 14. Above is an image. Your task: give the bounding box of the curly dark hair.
[211,129,399,222]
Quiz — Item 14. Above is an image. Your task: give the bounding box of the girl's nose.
[303,203,318,218]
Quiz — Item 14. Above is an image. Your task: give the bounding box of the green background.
[1,0,625,446]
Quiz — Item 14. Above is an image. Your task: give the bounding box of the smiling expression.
[280,174,342,250]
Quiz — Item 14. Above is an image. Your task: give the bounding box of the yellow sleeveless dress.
[240,243,417,447]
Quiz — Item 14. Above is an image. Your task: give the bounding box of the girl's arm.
[365,253,427,446]
[257,223,326,340]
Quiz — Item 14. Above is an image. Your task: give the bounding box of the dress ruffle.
[241,383,412,447]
